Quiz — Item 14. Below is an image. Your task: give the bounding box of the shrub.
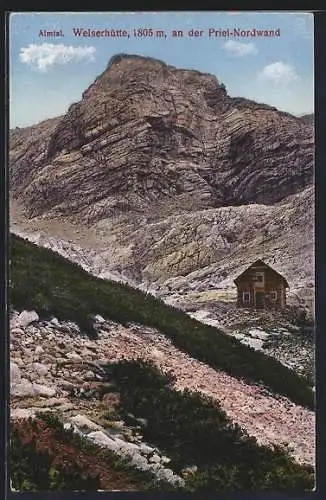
[108,359,314,491]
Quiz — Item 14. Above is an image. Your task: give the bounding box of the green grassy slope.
[9,233,314,409]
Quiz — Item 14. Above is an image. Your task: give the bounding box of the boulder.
[35,345,44,355]
[15,310,39,328]
[149,453,161,464]
[87,431,118,450]
[139,443,155,455]
[11,408,36,420]
[33,362,50,377]
[70,414,102,432]
[94,314,106,323]
[50,317,60,327]
[33,383,57,397]
[66,352,83,362]
[10,362,22,385]
[12,378,35,397]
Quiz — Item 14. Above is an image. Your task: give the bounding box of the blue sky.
[10,12,314,128]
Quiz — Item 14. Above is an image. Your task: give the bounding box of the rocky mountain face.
[10,54,313,220]
[9,53,315,311]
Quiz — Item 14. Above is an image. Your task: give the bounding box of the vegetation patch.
[10,233,314,408]
[10,414,175,491]
[106,359,314,491]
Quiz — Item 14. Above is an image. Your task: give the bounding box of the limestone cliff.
[9,54,314,305]
[10,54,313,221]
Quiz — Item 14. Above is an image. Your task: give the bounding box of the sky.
[9,11,314,128]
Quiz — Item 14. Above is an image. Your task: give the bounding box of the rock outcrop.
[9,54,314,313]
[10,54,313,222]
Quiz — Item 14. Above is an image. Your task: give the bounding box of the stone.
[129,454,151,471]
[139,443,155,455]
[10,362,22,385]
[63,422,74,430]
[12,357,24,368]
[33,362,50,377]
[66,352,83,362]
[15,310,39,328]
[87,431,118,449]
[84,370,95,380]
[60,381,76,390]
[11,379,35,397]
[70,414,102,432]
[33,383,57,397]
[11,408,35,420]
[149,453,161,464]
[45,397,68,407]
[50,317,60,326]
[94,314,105,323]
[35,345,44,355]
[11,328,25,336]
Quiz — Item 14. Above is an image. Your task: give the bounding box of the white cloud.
[19,43,96,71]
[223,40,258,57]
[259,61,300,85]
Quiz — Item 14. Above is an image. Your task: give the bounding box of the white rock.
[16,310,39,328]
[114,438,140,453]
[51,317,60,326]
[129,454,151,471]
[139,443,155,455]
[87,431,118,449]
[94,314,105,323]
[35,345,44,355]
[66,352,83,362]
[70,414,102,432]
[11,408,35,420]
[241,337,264,351]
[12,379,35,397]
[10,362,22,385]
[149,453,161,464]
[63,422,74,430]
[11,328,25,336]
[248,328,270,340]
[12,358,24,368]
[33,383,56,397]
[33,362,50,377]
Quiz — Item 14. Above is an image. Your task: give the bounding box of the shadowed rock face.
[9,54,314,223]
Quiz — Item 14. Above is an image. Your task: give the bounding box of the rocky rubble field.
[10,309,315,468]
[186,304,314,382]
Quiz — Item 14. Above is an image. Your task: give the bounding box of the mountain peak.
[10,56,313,225]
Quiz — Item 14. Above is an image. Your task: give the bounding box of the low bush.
[10,425,101,491]
[108,359,314,491]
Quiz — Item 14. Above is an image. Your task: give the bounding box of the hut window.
[253,272,264,283]
[243,292,251,302]
[270,291,277,301]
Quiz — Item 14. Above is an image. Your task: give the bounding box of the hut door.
[255,291,264,309]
